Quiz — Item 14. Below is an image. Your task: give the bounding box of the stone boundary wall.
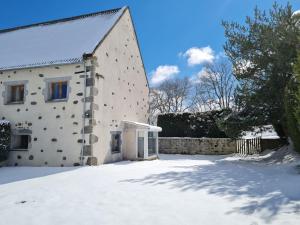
[159,137,236,155]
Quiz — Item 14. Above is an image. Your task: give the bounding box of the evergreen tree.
[294,51,300,125]
[222,3,300,137]
[286,48,300,151]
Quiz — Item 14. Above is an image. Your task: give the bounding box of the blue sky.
[1,0,299,85]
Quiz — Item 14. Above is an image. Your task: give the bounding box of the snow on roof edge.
[122,120,162,132]
[0,57,83,71]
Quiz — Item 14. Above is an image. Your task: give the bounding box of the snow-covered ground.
[0,149,299,225]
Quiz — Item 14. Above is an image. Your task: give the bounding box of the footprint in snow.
[16,200,27,204]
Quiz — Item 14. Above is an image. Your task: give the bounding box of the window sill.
[46,99,68,103]
[5,101,24,105]
[111,151,121,154]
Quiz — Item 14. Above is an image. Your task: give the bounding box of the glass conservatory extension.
[121,121,162,160]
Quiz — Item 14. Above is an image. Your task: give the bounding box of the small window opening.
[8,85,24,103]
[12,135,30,150]
[111,132,121,153]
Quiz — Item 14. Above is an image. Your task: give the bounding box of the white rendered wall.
[92,9,149,164]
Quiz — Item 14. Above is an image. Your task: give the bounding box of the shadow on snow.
[122,155,300,223]
[0,166,80,185]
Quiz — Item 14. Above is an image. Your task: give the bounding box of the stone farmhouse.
[0,6,161,166]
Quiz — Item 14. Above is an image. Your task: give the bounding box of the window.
[43,77,71,102]
[148,132,157,156]
[111,132,122,153]
[138,131,145,158]
[48,81,68,101]
[3,81,28,105]
[8,85,24,103]
[11,135,30,150]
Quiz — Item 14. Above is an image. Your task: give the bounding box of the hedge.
[0,121,10,162]
[157,110,228,138]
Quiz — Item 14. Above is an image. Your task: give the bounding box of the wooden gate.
[236,138,262,155]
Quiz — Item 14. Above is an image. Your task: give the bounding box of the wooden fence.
[236,137,262,155]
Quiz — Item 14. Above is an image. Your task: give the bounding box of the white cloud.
[177,52,184,57]
[215,51,227,60]
[189,68,210,84]
[183,46,215,66]
[150,65,180,85]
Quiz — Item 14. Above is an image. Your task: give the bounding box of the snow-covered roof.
[0,7,127,71]
[122,121,162,132]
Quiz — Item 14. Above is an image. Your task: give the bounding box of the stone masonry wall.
[0,63,86,167]
[159,137,236,155]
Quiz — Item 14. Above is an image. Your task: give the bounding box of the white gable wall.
[91,8,149,164]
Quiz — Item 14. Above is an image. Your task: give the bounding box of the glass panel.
[55,83,60,99]
[19,85,24,101]
[11,86,17,102]
[62,82,68,98]
[12,135,29,150]
[20,135,29,149]
[148,132,157,156]
[138,138,144,158]
[9,85,24,103]
[50,81,68,100]
[138,131,144,138]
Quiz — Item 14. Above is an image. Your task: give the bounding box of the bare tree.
[149,89,166,124]
[149,60,236,123]
[193,59,236,111]
[149,77,194,124]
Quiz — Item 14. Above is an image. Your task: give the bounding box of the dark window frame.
[7,84,25,104]
[11,135,31,151]
[111,131,122,154]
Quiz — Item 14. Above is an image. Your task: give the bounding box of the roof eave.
[0,58,84,72]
